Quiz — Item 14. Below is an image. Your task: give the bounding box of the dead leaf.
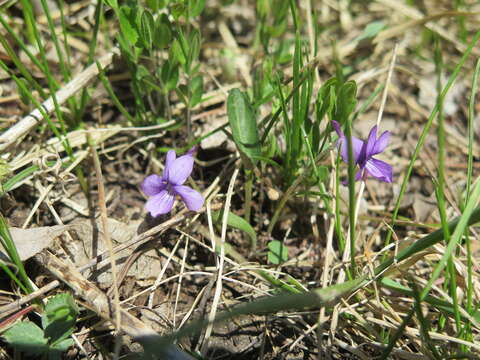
[1,225,71,261]
[54,218,162,285]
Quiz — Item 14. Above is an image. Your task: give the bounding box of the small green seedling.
[2,293,79,359]
[267,240,288,265]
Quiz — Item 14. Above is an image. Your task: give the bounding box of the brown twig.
[0,281,59,320]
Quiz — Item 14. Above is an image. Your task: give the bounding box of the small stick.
[376,43,398,128]
[0,281,58,319]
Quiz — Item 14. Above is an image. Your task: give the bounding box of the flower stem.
[244,169,254,227]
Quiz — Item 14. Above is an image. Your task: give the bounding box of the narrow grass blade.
[0,215,34,294]
[383,29,480,254]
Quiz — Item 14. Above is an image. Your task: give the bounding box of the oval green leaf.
[212,210,257,248]
[227,89,261,169]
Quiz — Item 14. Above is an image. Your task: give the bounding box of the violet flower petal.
[174,185,204,211]
[186,146,197,156]
[339,136,364,164]
[168,153,194,185]
[365,158,393,183]
[333,121,364,163]
[163,150,177,180]
[370,131,390,156]
[145,189,175,216]
[364,125,378,159]
[141,175,166,196]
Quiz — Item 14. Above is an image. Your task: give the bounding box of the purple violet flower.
[141,148,204,216]
[332,120,393,183]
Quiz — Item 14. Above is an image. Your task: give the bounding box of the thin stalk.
[344,119,356,275]
[0,13,47,78]
[96,61,135,123]
[21,0,77,136]
[462,58,480,342]
[410,278,442,359]
[288,31,302,183]
[19,0,35,44]
[380,307,416,360]
[0,16,46,97]
[261,71,311,144]
[267,173,304,235]
[455,0,467,42]
[379,177,480,357]
[58,0,73,70]
[288,0,299,31]
[0,215,34,294]
[433,37,461,332]
[0,262,28,294]
[334,151,346,252]
[0,60,70,155]
[244,169,253,224]
[300,125,331,209]
[79,0,103,119]
[40,0,72,82]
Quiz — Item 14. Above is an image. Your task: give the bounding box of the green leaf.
[188,0,206,17]
[154,14,172,49]
[104,0,118,9]
[161,60,179,91]
[356,21,385,42]
[50,338,74,352]
[176,84,188,105]
[43,293,78,345]
[187,29,201,70]
[44,293,79,325]
[267,240,288,264]
[140,10,155,51]
[335,80,357,124]
[212,210,257,248]
[171,2,187,19]
[171,39,186,66]
[190,75,203,108]
[119,6,138,46]
[146,0,166,11]
[227,89,261,169]
[3,321,48,355]
[316,77,337,123]
[117,31,137,62]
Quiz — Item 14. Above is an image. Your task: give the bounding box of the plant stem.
[244,169,254,225]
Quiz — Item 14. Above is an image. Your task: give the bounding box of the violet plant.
[332,120,392,183]
[141,148,204,216]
